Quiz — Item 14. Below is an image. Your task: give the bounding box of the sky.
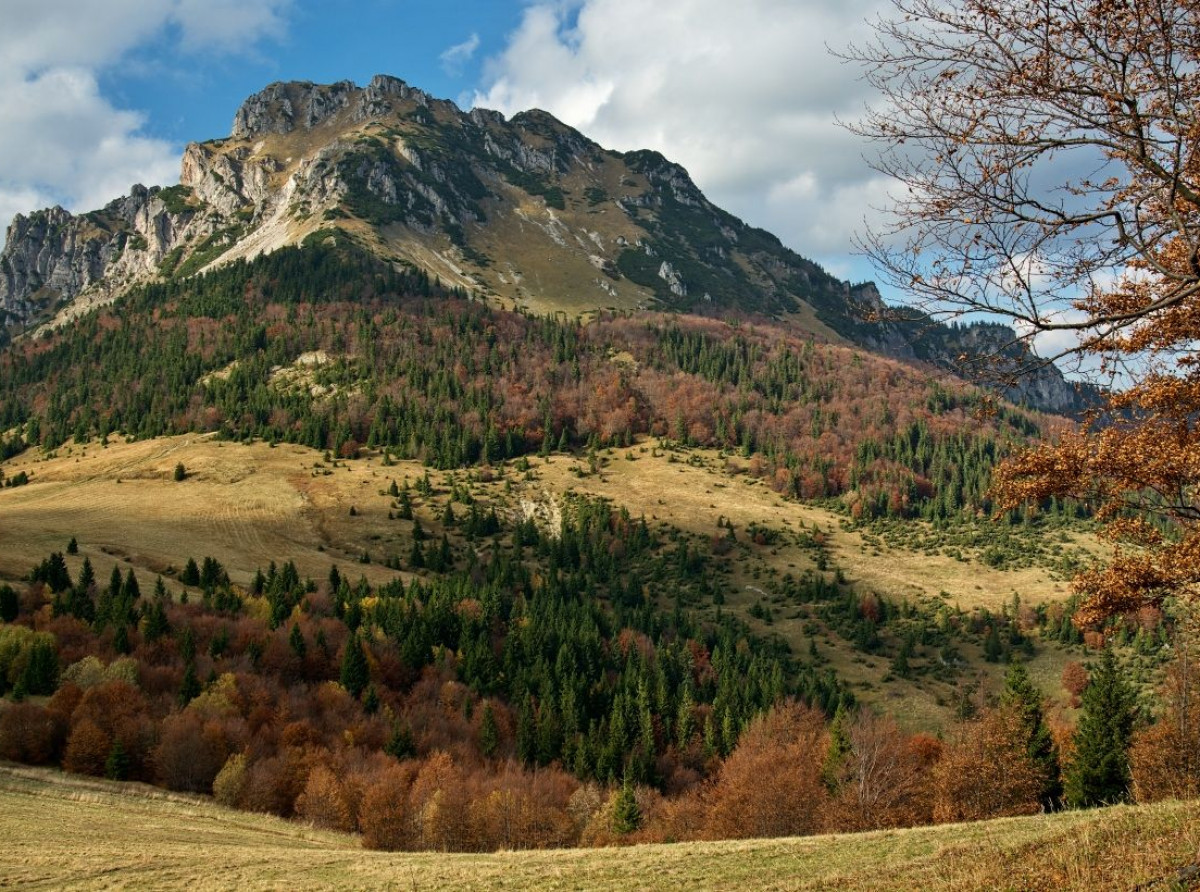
[0,0,892,286]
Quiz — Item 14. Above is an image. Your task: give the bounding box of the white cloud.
[0,0,290,246]
[173,0,291,53]
[474,0,889,274]
[440,33,482,76]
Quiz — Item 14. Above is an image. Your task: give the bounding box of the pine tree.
[16,637,58,696]
[1001,659,1062,809]
[180,557,200,586]
[362,684,380,715]
[891,635,913,679]
[142,597,170,643]
[611,778,642,834]
[983,624,1003,662]
[339,632,370,699]
[105,739,130,781]
[479,702,499,758]
[0,585,17,623]
[112,622,131,655]
[385,722,415,760]
[1065,647,1139,807]
[675,685,696,749]
[823,703,853,792]
[178,660,201,707]
[289,623,307,659]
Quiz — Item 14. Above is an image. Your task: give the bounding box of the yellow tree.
[849,0,1200,622]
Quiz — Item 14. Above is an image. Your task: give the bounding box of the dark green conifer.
[479,703,499,758]
[1002,659,1062,809]
[1065,647,1138,807]
[611,778,642,834]
[339,632,369,699]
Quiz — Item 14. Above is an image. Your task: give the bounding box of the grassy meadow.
[0,763,1196,890]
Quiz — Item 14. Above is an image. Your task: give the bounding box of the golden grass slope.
[0,435,1101,729]
[1,763,1197,891]
[0,435,1082,610]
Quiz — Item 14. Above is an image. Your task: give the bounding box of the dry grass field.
[0,435,1082,609]
[0,435,421,596]
[0,435,1099,728]
[1,762,1197,891]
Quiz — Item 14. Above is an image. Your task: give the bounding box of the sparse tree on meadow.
[1065,647,1139,807]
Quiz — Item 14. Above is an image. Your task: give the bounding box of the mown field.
[1,763,1196,890]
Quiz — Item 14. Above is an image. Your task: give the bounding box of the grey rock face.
[232,80,358,139]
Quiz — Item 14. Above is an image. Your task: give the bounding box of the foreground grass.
[2,764,1197,890]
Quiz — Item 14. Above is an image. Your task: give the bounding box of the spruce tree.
[822,703,853,792]
[178,660,201,707]
[385,722,415,760]
[105,740,130,781]
[180,557,200,586]
[611,778,642,834]
[479,703,499,758]
[17,637,58,696]
[339,632,369,699]
[1065,647,1138,807]
[289,623,307,660]
[0,585,17,623]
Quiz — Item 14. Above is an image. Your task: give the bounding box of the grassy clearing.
[0,435,418,596]
[0,436,1081,610]
[1,763,1196,890]
[519,443,1098,727]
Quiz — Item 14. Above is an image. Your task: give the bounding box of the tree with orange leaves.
[850,0,1200,624]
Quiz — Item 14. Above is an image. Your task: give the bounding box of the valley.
[0,65,1193,885]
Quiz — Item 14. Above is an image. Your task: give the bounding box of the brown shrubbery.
[1131,639,1200,803]
[931,705,1044,823]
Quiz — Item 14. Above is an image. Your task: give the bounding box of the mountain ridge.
[0,74,1090,414]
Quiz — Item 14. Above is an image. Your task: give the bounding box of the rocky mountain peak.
[232,79,357,139]
[0,73,1093,414]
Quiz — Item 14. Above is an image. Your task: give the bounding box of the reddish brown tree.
[930,705,1044,823]
[702,700,829,840]
[851,0,1200,624]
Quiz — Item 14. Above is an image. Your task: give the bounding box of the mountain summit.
[0,76,865,326]
[0,75,1087,412]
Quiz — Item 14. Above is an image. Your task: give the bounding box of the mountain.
[0,75,1090,413]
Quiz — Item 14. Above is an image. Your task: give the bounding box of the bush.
[154,711,230,793]
[63,719,111,776]
[296,765,356,832]
[213,753,249,806]
[0,702,67,764]
[360,762,419,850]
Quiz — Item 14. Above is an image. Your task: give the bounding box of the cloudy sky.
[0,0,891,285]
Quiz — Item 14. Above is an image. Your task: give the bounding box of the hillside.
[1,763,1196,891]
[0,434,1104,728]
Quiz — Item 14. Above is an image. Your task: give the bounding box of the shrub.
[213,753,249,806]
